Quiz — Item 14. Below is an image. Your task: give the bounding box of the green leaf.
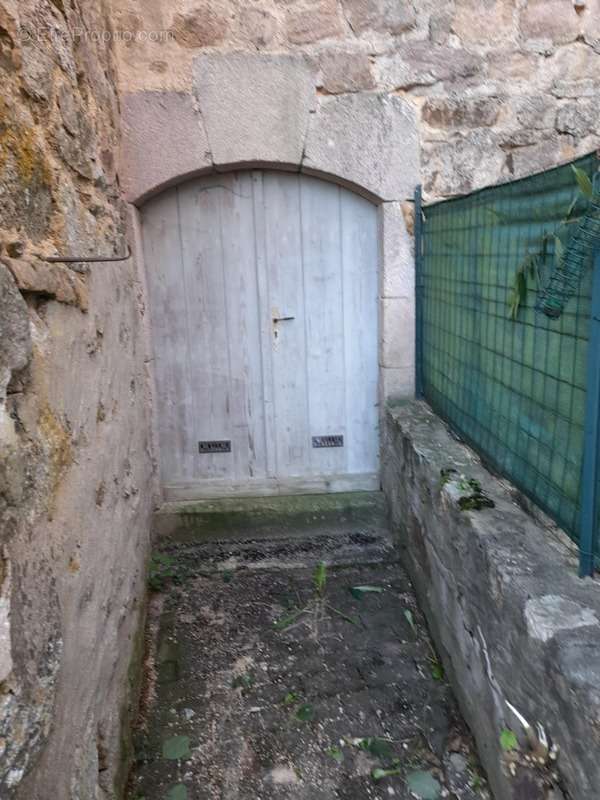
[313,562,327,596]
[372,766,402,782]
[283,691,299,706]
[327,605,358,625]
[500,728,519,751]
[404,609,418,637]
[406,770,442,799]
[572,165,593,198]
[430,659,444,681]
[516,269,527,304]
[553,234,564,267]
[295,703,315,722]
[166,785,188,800]
[358,737,393,760]
[162,735,191,761]
[350,585,384,599]
[274,608,305,630]
[327,746,344,763]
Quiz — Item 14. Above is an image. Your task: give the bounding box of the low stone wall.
[382,401,600,800]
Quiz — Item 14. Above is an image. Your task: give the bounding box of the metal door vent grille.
[199,440,231,453]
[312,435,344,448]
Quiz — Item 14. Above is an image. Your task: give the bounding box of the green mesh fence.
[420,152,599,554]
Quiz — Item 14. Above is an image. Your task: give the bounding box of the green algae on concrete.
[153,491,386,543]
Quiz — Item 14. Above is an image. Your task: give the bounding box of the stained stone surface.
[128,494,489,800]
[383,402,600,800]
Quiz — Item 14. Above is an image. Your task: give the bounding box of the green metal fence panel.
[420,152,599,558]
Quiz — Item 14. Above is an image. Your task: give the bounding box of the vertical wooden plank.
[263,172,311,477]
[252,171,278,478]
[341,189,380,474]
[177,177,232,479]
[218,172,268,480]
[141,188,196,483]
[300,176,347,475]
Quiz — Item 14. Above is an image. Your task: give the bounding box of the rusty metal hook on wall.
[44,245,132,264]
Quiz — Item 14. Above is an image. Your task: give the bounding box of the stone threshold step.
[153,490,388,544]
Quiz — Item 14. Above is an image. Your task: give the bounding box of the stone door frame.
[121,52,419,476]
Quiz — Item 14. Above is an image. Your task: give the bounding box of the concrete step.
[152,491,396,572]
[153,490,388,543]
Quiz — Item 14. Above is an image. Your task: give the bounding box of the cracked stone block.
[551,78,598,97]
[451,0,518,43]
[238,6,278,48]
[381,297,415,370]
[525,595,599,642]
[303,93,419,200]
[0,558,12,682]
[314,47,375,94]
[2,257,87,310]
[120,91,212,203]
[379,201,414,298]
[380,365,415,400]
[423,130,505,197]
[556,100,597,135]
[0,262,32,394]
[376,43,482,90]
[341,0,417,34]
[520,0,582,44]
[422,96,501,129]
[193,52,317,170]
[284,0,343,44]
[507,134,564,178]
[512,95,557,130]
[169,3,229,48]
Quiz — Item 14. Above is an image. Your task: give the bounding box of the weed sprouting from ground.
[274,561,358,638]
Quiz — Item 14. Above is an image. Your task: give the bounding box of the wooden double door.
[142,170,379,500]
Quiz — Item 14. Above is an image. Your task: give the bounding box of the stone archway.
[119,51,419,464]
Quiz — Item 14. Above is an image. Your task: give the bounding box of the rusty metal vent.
[199,440,231,454]
[312,435,344,448]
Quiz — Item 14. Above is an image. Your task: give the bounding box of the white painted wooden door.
[142,171,379,500]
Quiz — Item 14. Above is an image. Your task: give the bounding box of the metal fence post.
[579,249,600,577]
[414,185,424,399]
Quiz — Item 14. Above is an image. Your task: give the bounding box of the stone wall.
[109,0,600,200]
[0,1,154,797]
[383,401,600,800]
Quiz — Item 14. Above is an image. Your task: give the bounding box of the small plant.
[295,703,315,722]
[372,766,402,782]
[148,553,178,592]
[274,562,358,637]
[428,652,444,681]
[404,608,445,681]
[440,467,458,487]
[440,470,494,510]
[327,746,344,763]
[500,728,519,752]
[357,737,394,760]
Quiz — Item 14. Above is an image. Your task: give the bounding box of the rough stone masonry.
[0,0,599,798]
[0,2,155,798]
[111,0,600,198]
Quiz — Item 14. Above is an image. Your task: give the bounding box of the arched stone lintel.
[120,52,419,208]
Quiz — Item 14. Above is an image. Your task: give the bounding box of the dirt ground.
[128,497,490,800]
